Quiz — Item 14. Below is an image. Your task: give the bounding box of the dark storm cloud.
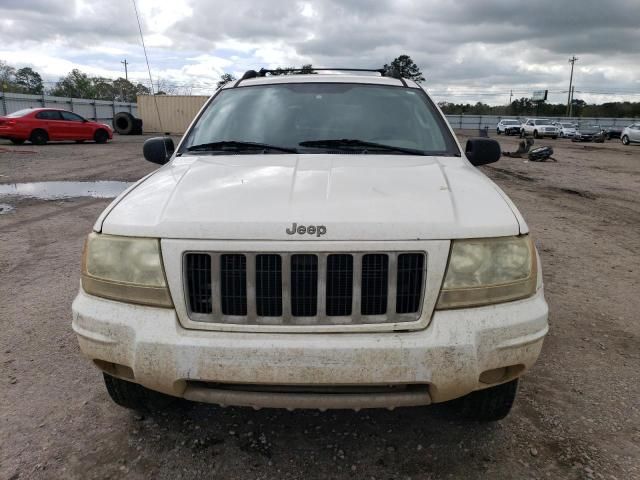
[0,0,141,45]
[0,0,637,103]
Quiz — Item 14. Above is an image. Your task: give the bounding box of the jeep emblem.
[286,222,326,237]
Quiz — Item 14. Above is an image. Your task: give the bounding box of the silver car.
[555,122,577,138]
[621,124,640,145]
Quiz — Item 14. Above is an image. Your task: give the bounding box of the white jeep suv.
[521,118,558,139]
[72,69,548,421]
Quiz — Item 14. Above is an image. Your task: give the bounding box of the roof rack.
[237,68,407,87]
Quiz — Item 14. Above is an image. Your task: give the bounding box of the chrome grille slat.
[183,251,425,327]
[387,253,398,317]
[316,254,327,318]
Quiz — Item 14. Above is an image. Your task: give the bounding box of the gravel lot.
[1,133,639,479]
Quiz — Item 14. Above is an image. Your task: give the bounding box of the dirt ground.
[1,133,638,480]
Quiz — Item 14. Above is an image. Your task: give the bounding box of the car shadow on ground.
[72,397,516,478]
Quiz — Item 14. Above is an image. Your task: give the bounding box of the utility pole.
[569,85,576,117]
[121,59,129,81]
[566,56,578,116]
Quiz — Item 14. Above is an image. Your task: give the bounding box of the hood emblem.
[286,222,327,237]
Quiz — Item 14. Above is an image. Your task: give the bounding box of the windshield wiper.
[187,140,298,153]
[299,139,426,155]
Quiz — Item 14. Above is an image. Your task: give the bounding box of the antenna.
[131,0,164,133]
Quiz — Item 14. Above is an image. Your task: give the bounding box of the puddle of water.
[0,181,133,200]
[0,203,15,214]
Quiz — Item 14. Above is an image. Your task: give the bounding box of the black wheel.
[94,129,109,144]
[496,129,501,135]
[551,136,557,140]
[456,379,519,422]
[622,135,630,145]
[29,129,48,145]
[103,373,175,411]
[10,139,25,145]
[132,118,143,135]
[113,112,135,135]
[533,130,539,139]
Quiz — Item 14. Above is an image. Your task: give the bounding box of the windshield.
[503,120,519,125]
[535,119,552,125]
[561,123,574,128]
[181,83,459,156]
[6,109,33,118]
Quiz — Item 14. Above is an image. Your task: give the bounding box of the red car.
[0,108,113,145]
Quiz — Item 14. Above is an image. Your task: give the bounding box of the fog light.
[479,367,508,384]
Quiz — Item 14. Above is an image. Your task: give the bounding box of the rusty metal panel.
[137,95,209,134]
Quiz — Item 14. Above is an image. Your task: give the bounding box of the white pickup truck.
[72,70,548,422]
[521,118,559,139]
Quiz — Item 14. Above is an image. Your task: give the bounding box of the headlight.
[81,233,173,307]
[436,235,537,309]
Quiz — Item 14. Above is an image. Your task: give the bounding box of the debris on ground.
[503,139,556,162]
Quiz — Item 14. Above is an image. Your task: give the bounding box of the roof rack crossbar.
[256,68,387,76]
[235,68,411,87]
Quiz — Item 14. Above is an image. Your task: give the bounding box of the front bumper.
[72,288,548,409]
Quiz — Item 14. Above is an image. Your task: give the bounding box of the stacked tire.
[113,112,143,135]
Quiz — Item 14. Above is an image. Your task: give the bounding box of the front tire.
[29,129,48,145]
[551,135,558,140]
[103,373,174,411]
[456,379,519,422]
[622,135,630,145]
[533,130,539,139]
[94,129,109,144]
[496,129,501,135]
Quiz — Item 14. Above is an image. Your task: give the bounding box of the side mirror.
[143,136,174,165]
[465,138,501,166]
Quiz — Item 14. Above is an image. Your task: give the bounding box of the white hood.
[98,154,525,240]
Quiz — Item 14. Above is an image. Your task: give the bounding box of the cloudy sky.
[1,0,638,105]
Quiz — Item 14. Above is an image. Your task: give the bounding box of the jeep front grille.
[184,252,425,326]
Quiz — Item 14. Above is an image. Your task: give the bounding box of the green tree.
[216,73,236,89]
[383,55,425,82]
[14,67,43,94]
[91,77,115,100]
[0,60,16,92]
[51,69,95,98]
[112,77,149,102]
